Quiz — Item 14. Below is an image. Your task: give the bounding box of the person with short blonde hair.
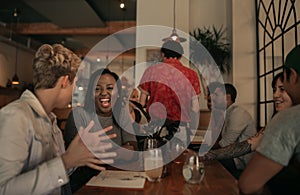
[33,44,80,90]
[0,44,116,195]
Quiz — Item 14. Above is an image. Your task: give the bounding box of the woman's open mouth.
[100,98,111,108]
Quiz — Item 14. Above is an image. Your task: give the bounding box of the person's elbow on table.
[238,176,264,194]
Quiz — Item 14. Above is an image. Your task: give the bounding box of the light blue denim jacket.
[0,90,69,195]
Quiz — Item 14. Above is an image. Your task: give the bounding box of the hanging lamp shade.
[12,44,20,85]
[11,8,20,85]
[162,28,187,42]
[11,73,19,85]
[162,0,186,42]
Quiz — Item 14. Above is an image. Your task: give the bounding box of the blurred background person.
[129,88,150,150]
[138,40,201,146]
[130,88,140,103]
[202,72,292,163]
[209,83,257,178]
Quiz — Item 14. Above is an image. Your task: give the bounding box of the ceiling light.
[120,0,125,9]
[11,74,19,85]
[11,9,20,85]
[12,46,20,85]
[13,8,18,17]
[163,28,187,42]
[162,0,186,42]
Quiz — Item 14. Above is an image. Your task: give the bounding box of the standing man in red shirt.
[138,40,201,146]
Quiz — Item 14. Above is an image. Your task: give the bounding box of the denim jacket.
[0,90,69,195]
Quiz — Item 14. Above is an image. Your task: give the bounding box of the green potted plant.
[190,25,231,74]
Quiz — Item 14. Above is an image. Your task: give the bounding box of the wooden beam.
[13,21,136,35]
[73,48,136,59]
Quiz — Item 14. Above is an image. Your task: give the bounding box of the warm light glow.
[120,3,125,9]
[171,35,178,41]
[78,86,84,91]
[11,81,20,85]
[13,8,18,17]
[11,74,20,85]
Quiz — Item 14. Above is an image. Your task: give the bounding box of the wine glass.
[143,138,163,182]
[182,153,205,184]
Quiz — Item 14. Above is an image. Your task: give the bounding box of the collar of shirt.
[163,58,182,66]
[20,90,58,131]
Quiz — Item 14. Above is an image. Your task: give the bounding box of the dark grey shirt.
[64,107,136,148]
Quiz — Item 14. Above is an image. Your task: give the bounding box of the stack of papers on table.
[86,170,146,189]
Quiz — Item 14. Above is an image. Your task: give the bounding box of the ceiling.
[0,0,137,56]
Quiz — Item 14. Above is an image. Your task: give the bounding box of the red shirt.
[139,58,201,122]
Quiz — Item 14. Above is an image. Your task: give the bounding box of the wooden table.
[74,160,239,195]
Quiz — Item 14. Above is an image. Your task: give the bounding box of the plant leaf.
[190,26,231,73]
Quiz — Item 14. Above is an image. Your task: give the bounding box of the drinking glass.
[182,153,205,184]
[170,137,186,164]
[143,138,163,182]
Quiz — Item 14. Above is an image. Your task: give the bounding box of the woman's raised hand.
[62,120,117,171]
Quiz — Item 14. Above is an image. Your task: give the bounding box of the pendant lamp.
[11,8,20,85]
[162,0,186,42]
